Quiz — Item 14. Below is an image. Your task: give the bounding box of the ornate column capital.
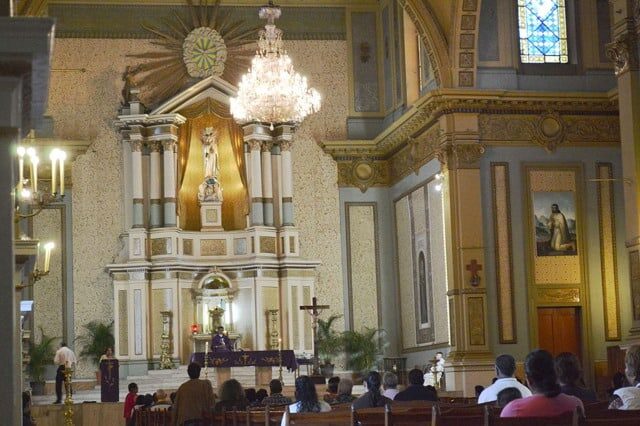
[248,140,262,151]
[435,143,485,170]
[149,140,162,153]
[162,139,176,152]
[130,140,143,152]
[279,140,292,152]
[262,141,274,153]
[606,32,639,76]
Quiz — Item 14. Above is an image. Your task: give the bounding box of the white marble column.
[162,140,177,227]
[280,140,294,226]
[261,141,274,226]
[271,142,283,227]
[149,141,163,228]
[130,138,144,228]
[249,140,264,226]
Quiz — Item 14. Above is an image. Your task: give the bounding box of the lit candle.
[43,241,54,273]
[59,151,67,196]
[32,156,39,193]
[50,149,59,195]
[278,338,282,351]
[205,341,209,354]
[34,241,40,272]
[17,146,25,192]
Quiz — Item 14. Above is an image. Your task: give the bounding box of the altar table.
[190,350,297,370]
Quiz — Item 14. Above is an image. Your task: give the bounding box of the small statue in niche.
[201,127,220,179]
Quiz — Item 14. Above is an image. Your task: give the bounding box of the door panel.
[537,307,581,358]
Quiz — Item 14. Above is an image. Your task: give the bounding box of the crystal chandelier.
[230,1,321,128]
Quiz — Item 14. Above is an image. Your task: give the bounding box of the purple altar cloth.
[190,350,298,371]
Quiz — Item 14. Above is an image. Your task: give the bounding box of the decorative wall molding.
[454,0,480,87]
[490,163,516,344]
[337,158,390,191]
[596,162,621,341]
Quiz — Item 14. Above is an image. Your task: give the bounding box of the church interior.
[4,0,640,424]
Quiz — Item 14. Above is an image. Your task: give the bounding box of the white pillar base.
[200,201,223,231]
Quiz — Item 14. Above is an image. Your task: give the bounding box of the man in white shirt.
[53,342,77,404]
[477,354,532,404]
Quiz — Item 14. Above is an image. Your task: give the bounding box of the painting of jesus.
[533,191,578,256]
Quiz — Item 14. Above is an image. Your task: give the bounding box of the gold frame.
[490,162,517,344]
[344,202,382,330]
[522,163,592,381]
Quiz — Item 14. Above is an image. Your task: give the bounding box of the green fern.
[76,321,115,367]
[27,328,57,382]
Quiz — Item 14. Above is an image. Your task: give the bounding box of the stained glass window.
[518,0,568,63]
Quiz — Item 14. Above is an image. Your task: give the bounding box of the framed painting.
[532,191,577,256]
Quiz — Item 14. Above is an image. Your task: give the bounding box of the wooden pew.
[351,405,388,426]
[484,407,579,426]
[133,408,171,426]
[388,403,433,426]
[287,409,352,425]
[431,403,485,426]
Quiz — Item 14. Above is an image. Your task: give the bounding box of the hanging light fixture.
[230,1,321,128]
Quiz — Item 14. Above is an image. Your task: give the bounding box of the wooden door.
[537,307,581,358]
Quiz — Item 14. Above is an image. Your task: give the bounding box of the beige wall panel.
[395,196,417,348]
[33,208,64,341]
[235,287,254,349]
[181,288,194,362]
[491,163,516,343]
[427,180,449,344]
[596,163,621,340]
[347,204,379,331]
[118,290,128,356]
[151,288,172,356]
[457,169,484,248]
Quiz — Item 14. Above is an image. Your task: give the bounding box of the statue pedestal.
[200,201,223,231]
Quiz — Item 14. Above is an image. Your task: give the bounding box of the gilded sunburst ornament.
[126,0,257,107]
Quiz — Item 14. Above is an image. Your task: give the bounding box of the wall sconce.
[32,241,55,281]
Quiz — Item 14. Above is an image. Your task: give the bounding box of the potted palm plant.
[340,327,387,383]
[76,320,115,382]
[27,328,57,395]
[316,314,342,378]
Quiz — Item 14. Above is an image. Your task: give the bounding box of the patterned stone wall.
[46,39,347,376]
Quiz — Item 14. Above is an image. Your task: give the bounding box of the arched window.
[518,0,568,63]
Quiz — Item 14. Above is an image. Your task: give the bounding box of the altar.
[190,350,297,386]
[106,76,320,377]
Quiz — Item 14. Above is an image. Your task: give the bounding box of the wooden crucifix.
[299,297,329,376]
[466,259,482,287]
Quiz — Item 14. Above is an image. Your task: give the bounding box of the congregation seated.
[555,352,597,403]
[281,375,331,426]
[252,388,268,407]
[382,371,399,400]
[609,344,640,410]
[333,377,356,404]
[322,376,340,404]
[262,379,292,407]
[500,349,583,418]
[245,388,258,407]
[478,354,532,404]
[214,378,249,412]
[352,371,391,409]
[394,368,438,402]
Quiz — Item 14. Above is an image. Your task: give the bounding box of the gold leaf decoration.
[126,0,258,107]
